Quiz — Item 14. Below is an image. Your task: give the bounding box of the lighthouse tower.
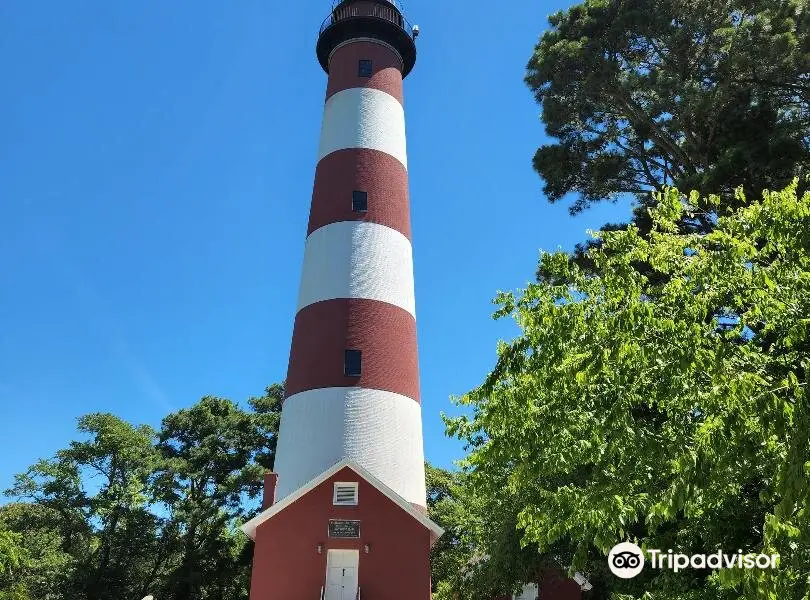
[242,2,442,598]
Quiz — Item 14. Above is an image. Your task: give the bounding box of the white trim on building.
[240,458,443,541]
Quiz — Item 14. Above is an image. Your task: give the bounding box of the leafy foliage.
[154,391,280,600]
[1,385,283,600]
[0,527,30,600]
[0,503,77,600]
[426,464,469,596]
[446,183,810,599]
[6,414,160,600]
[526,0,810,237]
[428,464,588,600]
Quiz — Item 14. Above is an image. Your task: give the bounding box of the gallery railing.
[319,1,414,39]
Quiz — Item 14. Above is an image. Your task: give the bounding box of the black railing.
[319,1,413,39]
[332,0,404,8]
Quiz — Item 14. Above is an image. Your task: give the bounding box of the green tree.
[426,463,467,596]
[429,464,583,600]
[6,414,160,600]
[447,184,810,599]
[63,414,159,599]
[245,383,284,478]
[154,387,281,600]
[526,0,810,243]
[0,527,31,600]
[0,503,77,600]
[2,384,283,600]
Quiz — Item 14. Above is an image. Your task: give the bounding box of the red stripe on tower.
[286,299,419,400]
[326,40,405,103]
[308,148,411,239]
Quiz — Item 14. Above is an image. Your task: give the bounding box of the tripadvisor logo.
[608,542,780,579]
[608,542,645,578]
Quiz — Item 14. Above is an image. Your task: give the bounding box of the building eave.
[240,458,444,541]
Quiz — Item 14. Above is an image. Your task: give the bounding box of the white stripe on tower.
[273,388,427,505]
[318,87,408,168]
[296,221,416,317]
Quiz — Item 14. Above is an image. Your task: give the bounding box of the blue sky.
[0,0,632,491]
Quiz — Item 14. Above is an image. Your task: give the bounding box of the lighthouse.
[241,1,442,598]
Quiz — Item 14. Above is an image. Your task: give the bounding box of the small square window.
[358,59,373,78]
[352,191,368,212]
[344,349,362,377]
[333,482,359,505]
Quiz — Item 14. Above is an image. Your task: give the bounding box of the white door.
[325,549,359,600]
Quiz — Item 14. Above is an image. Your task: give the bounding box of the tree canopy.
[446,183,810,599]
[527,0,810,227]
[0,527,31,600]
[1,385,283,600]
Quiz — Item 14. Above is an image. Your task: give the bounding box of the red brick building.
[242,460,442,599]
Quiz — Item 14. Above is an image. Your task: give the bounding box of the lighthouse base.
[242,460,442,600]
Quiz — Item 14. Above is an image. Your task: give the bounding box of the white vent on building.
[333,482,359,506]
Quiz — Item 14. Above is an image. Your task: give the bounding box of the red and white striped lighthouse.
[274,0,425,512]
[242,2,442,598]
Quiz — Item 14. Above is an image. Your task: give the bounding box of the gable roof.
[240,459,445,541]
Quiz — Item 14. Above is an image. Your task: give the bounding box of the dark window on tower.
[344,350,362,377]
[352,191,368,212]
[358,59,373,78]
